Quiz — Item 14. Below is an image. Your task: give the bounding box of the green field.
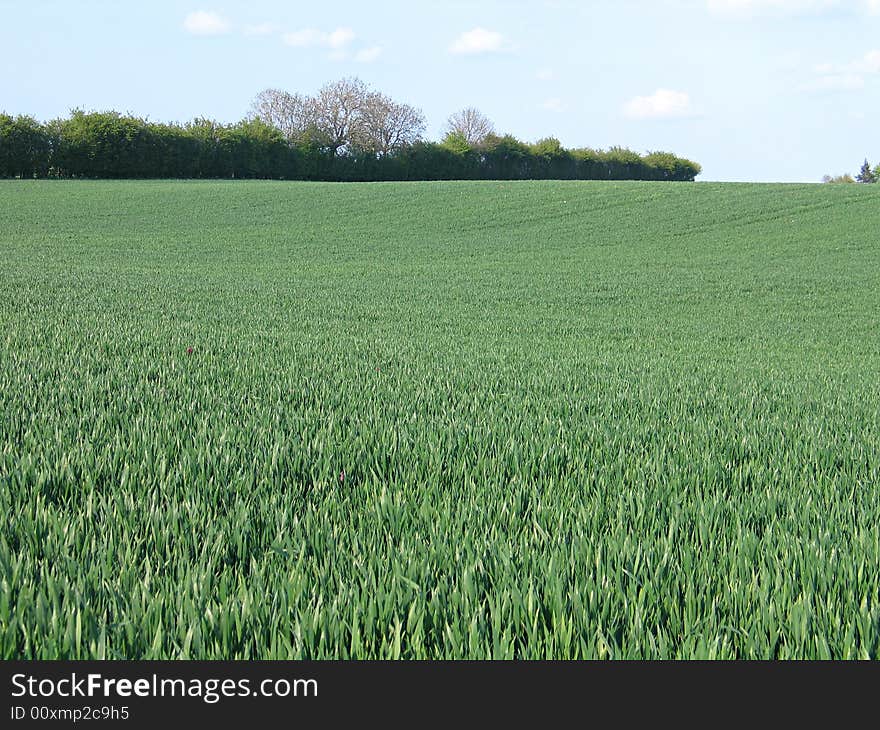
[2,179,879,659]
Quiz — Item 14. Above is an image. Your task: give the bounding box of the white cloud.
[815,52,880,75]
[801,74,866,91]
[708,0,835,15]
[535,67,555,81]
[708,0,880,15]
[327,28,356,49]
[355,46,383,63]
[283,27,355,49]
[540,97,567,112]
[283,29,326,47]
[243,22,275,36]
[449,28,505,55]
[853,49,880,73]
[804,48,880,91]
[623,89,693,119]
[183,10,231,35]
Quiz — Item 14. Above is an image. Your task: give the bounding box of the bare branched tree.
[444,107,494,147]
[358,92,426,156]
[252,78,426,156]
[249,89,314,144]
[308,77,369,155]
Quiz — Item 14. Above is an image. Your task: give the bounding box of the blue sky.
[1,0,878,181]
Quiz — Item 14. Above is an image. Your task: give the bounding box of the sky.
[1,0,878,182]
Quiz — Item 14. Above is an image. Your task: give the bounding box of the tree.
[855,159,877,183]
[249,89,315,145]
[530,137,565,159]
[308,77,369,155]
[481,133,531,179]
[444,107,494,148]
[50,110,155,178]
[0,113,17,177]
[440,131,471,155]
[0,114,50,178]
[822,173,856,184]
[603,146,644,180]
[0,90,705,181]
[358,92,425,156]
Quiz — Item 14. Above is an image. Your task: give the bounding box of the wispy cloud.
[853,49,880,73]
[540,97,567,112]
[707,0,834,16]
[803,48,880,91]
[708,0,880,16]
[283,27,356,49]
[623,89,694,119]
[355,46,383,63]
[535,67,555,81]
[243,22,275,36]
[801,74,866,91]
[449,28,505,55]
[183,10,231,35]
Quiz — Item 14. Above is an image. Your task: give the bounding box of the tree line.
[0,78,702,182]
[822,159,879,184]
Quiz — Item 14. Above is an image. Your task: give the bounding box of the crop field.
[1,179,879,659]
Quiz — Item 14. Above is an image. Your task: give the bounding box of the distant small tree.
[822,173,856,184]
[855,159,877,183]
[444,107,494,148]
